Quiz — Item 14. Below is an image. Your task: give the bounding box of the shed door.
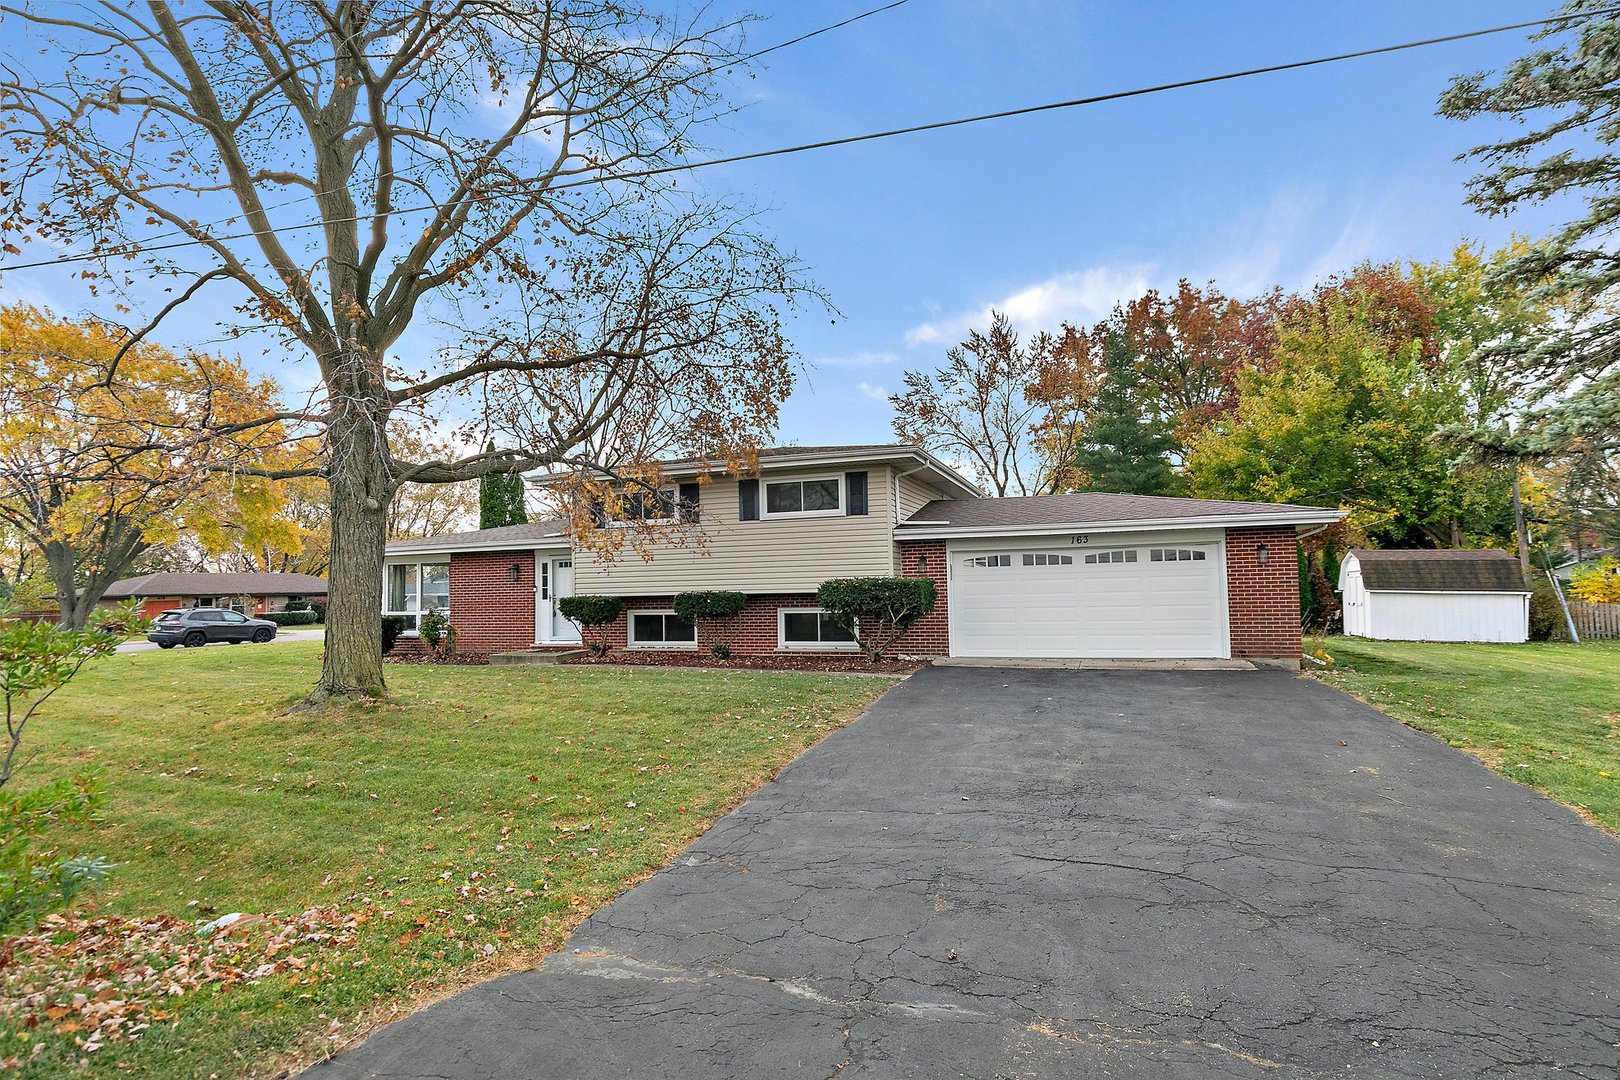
[950,544,1226,658]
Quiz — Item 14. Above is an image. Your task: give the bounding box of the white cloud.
[903,264,1153,348]
[810,350,900,368]
[855,381,889,401]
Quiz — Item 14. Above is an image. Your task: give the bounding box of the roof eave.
[385,534,570,557]
[893,509,1346,539]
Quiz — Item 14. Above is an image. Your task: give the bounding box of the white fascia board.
[385,537,570,558]
[1364,588,1532,596]
[892,509,1344,540]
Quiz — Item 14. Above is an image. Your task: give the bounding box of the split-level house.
[382,443,1342,663]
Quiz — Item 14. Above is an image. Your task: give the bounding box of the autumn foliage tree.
[0,305,287,627]
[891,311,1092,495]
[0,2,806,704]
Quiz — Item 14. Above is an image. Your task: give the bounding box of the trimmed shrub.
[382,616,408,655]
[557,595,623,655]
[817,577,937,661]
[284,599,310,612]
[673,591,746,655]
[263,610,318,626]
[671,591,747,622]
[310,600,328,623]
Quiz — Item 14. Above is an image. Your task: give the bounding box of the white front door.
[949,540,1228,659]
[536,555,581,644]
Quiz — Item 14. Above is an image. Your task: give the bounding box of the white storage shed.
[1339,549,1529,643]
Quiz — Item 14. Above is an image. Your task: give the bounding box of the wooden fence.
[1569,601,1620,640]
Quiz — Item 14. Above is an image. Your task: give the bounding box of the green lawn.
[1,642,892,1077]
[1318,637,1620,834]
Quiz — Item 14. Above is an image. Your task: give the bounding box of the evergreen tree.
[1074,326,1178,495]
[478,442,529,529]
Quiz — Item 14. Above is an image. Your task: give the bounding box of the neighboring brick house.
[101,572,328,621]
[382,444,1342,664]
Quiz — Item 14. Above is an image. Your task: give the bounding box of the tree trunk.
[44,542,84,629]
[302,394,393,708]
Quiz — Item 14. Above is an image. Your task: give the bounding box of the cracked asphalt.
[308,667,1620,1079]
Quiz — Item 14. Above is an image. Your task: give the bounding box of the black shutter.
[588,497,606,527]
[738,478,760,521]
[845,471,868,516]
[678,482,701,523]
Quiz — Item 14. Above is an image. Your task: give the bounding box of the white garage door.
[950,542,1227,658]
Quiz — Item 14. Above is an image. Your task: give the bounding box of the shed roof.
[103,572,328,598]
[1348,549,1526,593]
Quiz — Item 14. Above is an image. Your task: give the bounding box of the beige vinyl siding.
[896,472,945,522]
[574,465,899,595]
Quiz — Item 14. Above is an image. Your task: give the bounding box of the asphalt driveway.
[311,667,1620,1079]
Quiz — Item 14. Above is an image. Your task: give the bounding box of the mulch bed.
[562,649,926,675]
[383,653,490,666]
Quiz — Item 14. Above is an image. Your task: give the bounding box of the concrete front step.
[489,649,588,666]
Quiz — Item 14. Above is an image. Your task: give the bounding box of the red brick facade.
[428,526,1302,661]
[447,550,536,654]
[894,539,949,656]
[1224,525,1302,660]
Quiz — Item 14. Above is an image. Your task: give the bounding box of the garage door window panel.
[779,609,857,649]
[1022,553,1074,566]
[1150,548,1207,562]
[1083,550,1138,564]
[964,554,1011,568]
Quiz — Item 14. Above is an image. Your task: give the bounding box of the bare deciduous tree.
[0,1,808,704]
[890,311,1092,496]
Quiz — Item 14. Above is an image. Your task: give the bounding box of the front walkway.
[310,667,1620,1078]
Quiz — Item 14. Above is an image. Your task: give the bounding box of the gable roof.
[1347,549,1527,593]
[386,519,569,556]
[538,444,983,502]
[103,572,328,598]
[895,491,1341,536]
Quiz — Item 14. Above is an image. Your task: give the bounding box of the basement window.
[628,610,696,648]
[778,609,857,650]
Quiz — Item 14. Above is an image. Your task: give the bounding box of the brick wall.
[448,550,536,654]
[893,539,948,656]
[1225,525,1302,659]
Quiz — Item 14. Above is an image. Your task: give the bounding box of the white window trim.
[384,560,451,636]
[761,474,844,519]
[626,608,698,649]
[777,607,860,651]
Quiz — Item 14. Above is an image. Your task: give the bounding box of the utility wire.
[0,0,913,271]
[2,4,1613,277]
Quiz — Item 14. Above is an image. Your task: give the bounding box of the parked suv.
[147,608,278,649]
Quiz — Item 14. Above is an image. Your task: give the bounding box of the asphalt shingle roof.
[898,491,1337,530]
[385,519,569,553]
[1349,549,1527,593]
[102,572,328,598]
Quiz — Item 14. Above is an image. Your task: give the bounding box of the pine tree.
[1074,327,1178,495]
[478,442,529,529]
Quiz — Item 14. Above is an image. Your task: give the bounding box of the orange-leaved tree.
[0,304,290,627]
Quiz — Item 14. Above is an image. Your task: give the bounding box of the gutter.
[892,509,1345,540]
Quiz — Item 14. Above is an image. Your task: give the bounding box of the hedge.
[262,610,318,626]
[671,591,747,623]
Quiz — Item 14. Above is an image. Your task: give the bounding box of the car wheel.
[252,628,273,643]
[158,642,176,650]
[182,631,207,648]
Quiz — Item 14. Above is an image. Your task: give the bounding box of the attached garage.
[949,536,1227,658]
[894,491,1345,663]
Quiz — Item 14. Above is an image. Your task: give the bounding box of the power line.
[2,4,1613,277]
[0,0,913,270]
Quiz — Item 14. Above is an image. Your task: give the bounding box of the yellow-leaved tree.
[0,304,292,627]
[1569,557,1620,604]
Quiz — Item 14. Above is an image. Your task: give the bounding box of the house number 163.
[1070,534,1091,545]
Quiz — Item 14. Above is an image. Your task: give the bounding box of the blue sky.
[0,1,1571,447]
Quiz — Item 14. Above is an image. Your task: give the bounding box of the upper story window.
[764,476,841,518]
[615,488,677,526]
